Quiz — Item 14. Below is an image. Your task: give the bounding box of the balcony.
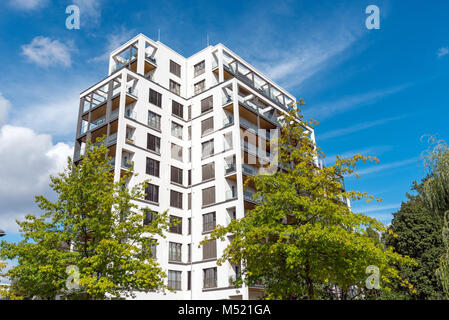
[125,107,137,120]
[121,158,133,169]
[223,112,234,127]
[225,189,237,200]
[90,116,106,131]
[242,164,258,176]
[244,190,262,203]
[225,162,236,175]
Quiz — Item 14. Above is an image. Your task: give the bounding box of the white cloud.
[437,47,449,58]
[308,84,410,121]
[89,26,136,63]
[0,125,73,233]
[21,36,73,68]
[355,158,419,176]
[324,145,392,165]
[318,115,407,141]
[0,92,11,127]
[352,203,401,214]
[10,88,80,136]
[9,0,47,10]
[73,0,102,23]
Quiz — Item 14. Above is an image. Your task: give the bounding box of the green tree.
[421,137,449,298]
[0,139,170,299]
[383,180,444,300]
[205,104,415,299]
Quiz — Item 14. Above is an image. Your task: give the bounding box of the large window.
[148,111,161,130]
[203,212,216,232]
[145,184,159,203]
[201,117,214,136]
[169,80,181,95]
[168,270,182,290]
[201,96,213,113]
[146,158,160,177]
[143,238,157,259]
[170,215,182,234]
[171,166,183,185]
[170,60,181,77]
[203,239,217,260]
[194,80,205,95]
[202,162,215,181]
[171,143,183,161]
[202,186,215,206]
[172,100,183,118]
[194,60,205,77]
[143,209,156,226]
[149,88,162,107]
[202,139,214,158]
[171,121,183,140]
[170,190,183,209]
[169,242,182,262]
[203,267,217,288]
[147,133,161,153]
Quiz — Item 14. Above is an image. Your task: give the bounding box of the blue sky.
[0,0,448,244]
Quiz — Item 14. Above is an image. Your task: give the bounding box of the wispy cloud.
[324,145,392,165]
[309,84,410,121]
[8,0,48,10]
[318,115,408,141]
[355,157,419,176]
[0,92,11,127]
[21,36,74,68]
[437,47,449,58]
[89,26,136,63]
[352,203,401,214]
[72,0,102,23]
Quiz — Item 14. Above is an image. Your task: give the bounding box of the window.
[188,147,191,162]
[201,117,214,136]
[146,158,160,177]
[202,186,215,206]
[168,270,182,290]
[171,166,183,185]
[188,244,191,263]
[171,121,183,140]
[224,132,233,151]
[172,100,184,118]
[203,239,217,260]
[188,126,191,141]
[169,242,182,262]
[170,60,181,77]
[145,184,159,203]
[194,60,205,77]
[187,271,191,290]
[201,96,213,113]
[171,143,183,161]
[188,169,192,186]
[203,212,216,232]
[143,238,157,259]
[188,217,191,234]
[143,209,156,225]
[187,106,191,120]
[202,162,215,181]
[188,193,191,210]
[169,80,181,95]
[149,88,162,107]
[203,267,217,288]
[170,190,183,209]
[170,215,182,234]
[202,139,214,158]
[148,111,161,130]
[194,80,205,95]
[147,133,161,153]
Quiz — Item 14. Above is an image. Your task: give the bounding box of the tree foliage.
[384,180,444,300]
[0,139,170,299]
[205,104,415,299]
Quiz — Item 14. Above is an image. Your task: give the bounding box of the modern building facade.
[73,33,316,300]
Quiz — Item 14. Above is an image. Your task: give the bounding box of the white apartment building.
[73,33,316,300]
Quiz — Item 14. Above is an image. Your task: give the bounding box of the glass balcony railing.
[126,86,138,98]
[241,140,273,160]
[121,158,133,169]
[239,117,258,133]
[242,164,258,176]
[125,108,137,120]
[79,122,88,135]
[90,116,106,131]
[110,108,119,120]
[222,95,233,105]
[223,114,234,126]
[145,52,157,65]
[107,132,117,144]
[225,190,237,200]
[244,190,262,203]
[225,163,236,175]
[108,157,116,166]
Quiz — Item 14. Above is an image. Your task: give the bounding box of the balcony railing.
[223,113,234,126]
[110,108,119,120]
[126,86,138,98]
[225,190,237,200]
[79,122,88,135]
[244,190,262,203]
[90,116,106,131]
[242,164,258,176]
[239,117,258,133]
[125,108,137,120]
[241,140,273,161]
[107,132,117,144]
[225,163,236,175]
[222,94,233,105]
[145,52,157,65]
[121,158,133,169]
